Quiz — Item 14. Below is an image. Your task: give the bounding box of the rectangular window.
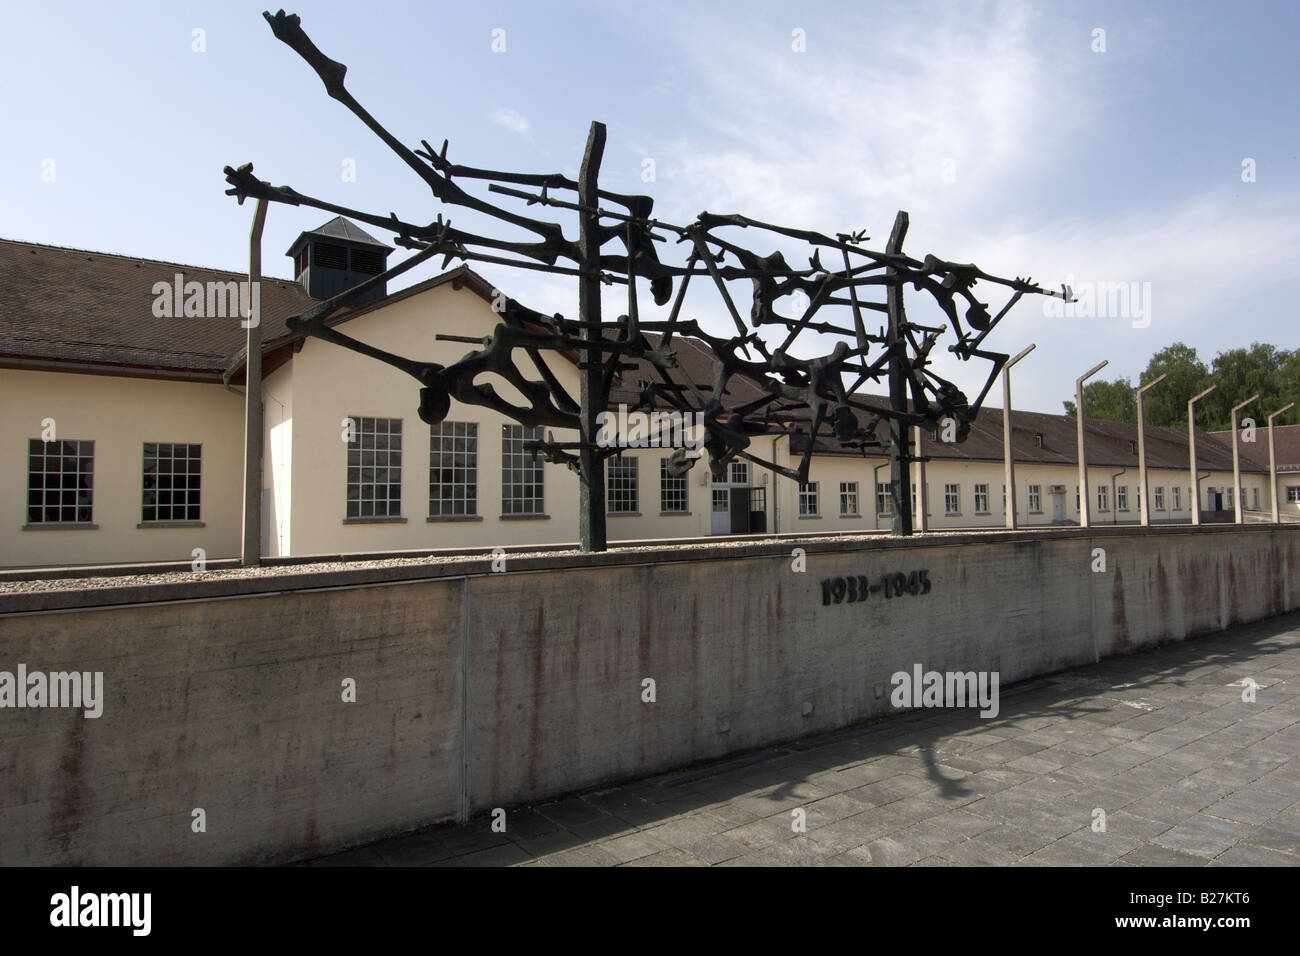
[911,482,918,517]
[729,460,749,485]
[799,482,819,516]
[429,422,477,517]
[1154,486,1165,511]
[1173,486,1182,510]
[660,458,688,513]
[712,488,729,513]
[974,484,989,513]
[1097,486,1109,512]
[876,482,891,515]
[142,442,201,522]
[502,425,544,515]
[1287,486,1300,502]
[1028,484,1041,513]
[1001,484,1006,513]
[840,481,859,516]
[607,454,638,514]
[27,438,93,524]
[346,417,402,518]
[1227,487,1234,509]
[944,484,960,515]
[1253,487,1259,510]
[1117,485,1129,511]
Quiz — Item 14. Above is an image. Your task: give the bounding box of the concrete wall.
[0,581,463,865]
[1,523,1295,865]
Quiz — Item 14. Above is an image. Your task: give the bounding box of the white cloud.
[442,3,1299,419]
[491,108,531,137]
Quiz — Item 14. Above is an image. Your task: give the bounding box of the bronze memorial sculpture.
[224,10,1072,551]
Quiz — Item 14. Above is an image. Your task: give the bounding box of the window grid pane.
[347,417,402,518]
[502,425,544,515]
[429,422,477,517]
[607,454,638,514]
[660,458,688,513]
[799,481,818,516]
[142,442,201,522]
[840,481,858,516]
[27,438,94,524]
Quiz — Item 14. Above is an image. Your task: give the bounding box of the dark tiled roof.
[1210,424,1300,473]
[0,238,317,377]
[608,332,771,410]
[791,401,1272,473]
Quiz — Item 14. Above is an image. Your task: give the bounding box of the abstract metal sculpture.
[225,10,1071,550]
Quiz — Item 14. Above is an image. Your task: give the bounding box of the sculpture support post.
[1188,384,1216,526]
[1002,344,1035,530]
[577,121,607,553]
[885,211,913,536]
[1269,403,1295,523]
[1230,393,1260,524]
[1075,360,1108,529]
[1136,373,1167,528]
[242,198,268,566]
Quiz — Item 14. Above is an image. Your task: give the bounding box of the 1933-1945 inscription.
[821,570,932,605]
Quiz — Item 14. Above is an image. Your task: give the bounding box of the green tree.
[1204,343,1297,431]
[1062,377,1136,422]
[1278,351,1300,426]
[1138,342,1211,429]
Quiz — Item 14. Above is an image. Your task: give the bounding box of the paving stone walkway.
[305,611,1300,867]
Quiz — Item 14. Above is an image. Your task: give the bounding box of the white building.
[2,221,1296,570]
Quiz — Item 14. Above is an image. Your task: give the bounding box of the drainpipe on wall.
[1110,467,1126,526]
[913,425,928,533]
[873,462,889,532]
[771,433,785,533]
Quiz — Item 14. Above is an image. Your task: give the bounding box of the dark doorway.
[749,486,767,533]
[729,486,751,533]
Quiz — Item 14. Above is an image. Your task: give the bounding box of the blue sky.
[3,0,1296,414]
